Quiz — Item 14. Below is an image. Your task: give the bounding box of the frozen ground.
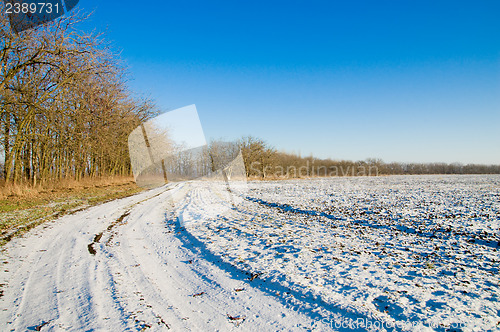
[1,175,499,331]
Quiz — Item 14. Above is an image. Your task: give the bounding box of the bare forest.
[0,9,156,187]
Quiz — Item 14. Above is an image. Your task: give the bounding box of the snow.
[1,175,499,331]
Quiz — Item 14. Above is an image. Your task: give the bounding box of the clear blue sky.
[80,1,499,164]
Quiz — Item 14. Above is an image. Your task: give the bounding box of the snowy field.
[1,175,499,331]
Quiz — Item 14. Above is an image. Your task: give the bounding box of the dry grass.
[0,177,144,245]
[0,176,137,200]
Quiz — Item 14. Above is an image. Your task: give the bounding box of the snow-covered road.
[0,183,325,331]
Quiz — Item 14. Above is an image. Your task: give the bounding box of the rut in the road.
[88,210,131,255]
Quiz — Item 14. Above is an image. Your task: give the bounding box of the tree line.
[238,136,500,178]
[0,8,156,186]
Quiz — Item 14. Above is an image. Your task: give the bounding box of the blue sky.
[81,1,499,164]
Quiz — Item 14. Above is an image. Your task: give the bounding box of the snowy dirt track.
[0,183,324,331]
[1,175,499,331]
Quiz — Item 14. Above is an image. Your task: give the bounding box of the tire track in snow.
[0,183,328,331]
[0,186,169,331]
[100,183,325,331]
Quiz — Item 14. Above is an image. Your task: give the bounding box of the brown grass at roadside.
[0,177,144,245]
